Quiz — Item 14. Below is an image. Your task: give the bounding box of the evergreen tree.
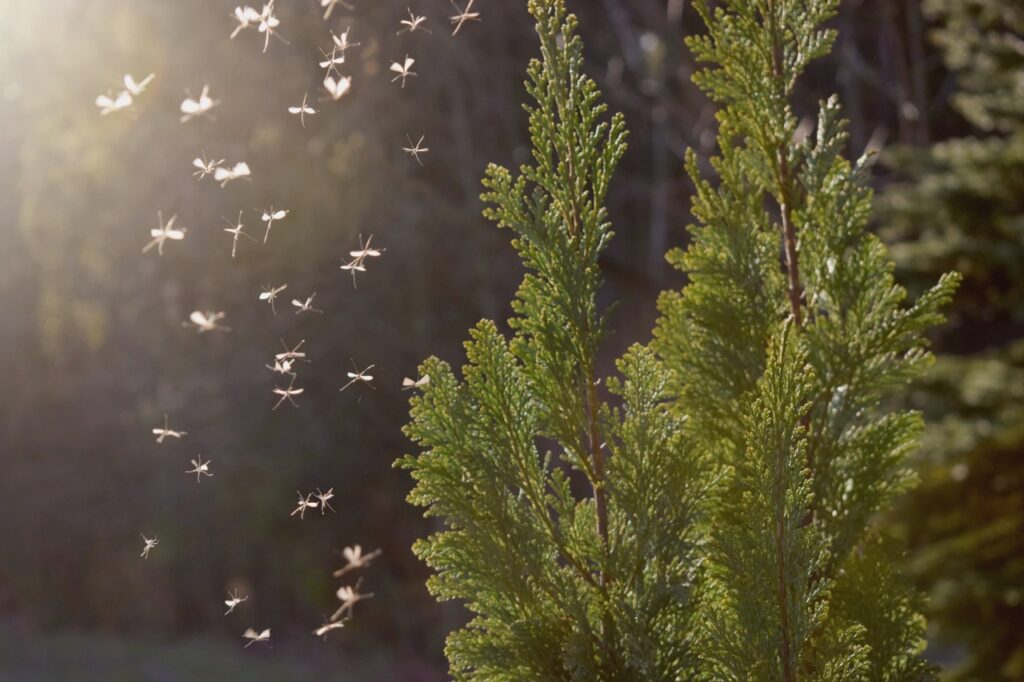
[398,1,708,678]
[879,1,1024,678]
[653,0,959,679]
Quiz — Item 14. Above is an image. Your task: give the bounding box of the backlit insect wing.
[318,46,345,76]
[140,534,158,559]
[272,377,304,410]
[290,491,318,519]
[96,90,132,115]
[259,284,287,314]
[314,619,346,640]
[188,310,230,333]
[330,583,373,621]
[123,73,155,96]
[266,357,295,375]
[323,75,352,101]
[153,414,187,443]
[398,8,430,34]
[224,589,248,615]
[257,2,286,53]
[402,134,429,165]
[192,152,225,179]
[390,56,416,87]
[214,162,251,188]
[332,544,382,577]
[331,27,360,53]
[321,0,353,20]
[222,212,254,258]
[287,94,316,127]
[180,85,217,122]
[260,208,288,242]
[161,214,186,241]
[143,212,186,256]
[243,628,270,647]
[276,339,308,362]
[231,5,261,38]
[186,455,213,482]
[314,487,336,514]
[292,293,323,315]
[450,0,481,35]
[348,234,385,260]
[402,375,430,390]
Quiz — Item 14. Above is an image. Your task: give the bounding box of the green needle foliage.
[398,1,708,679]
[879,2,1024,678]
[653,0,960,679]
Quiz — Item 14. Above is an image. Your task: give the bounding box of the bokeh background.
[0,0,1020,679]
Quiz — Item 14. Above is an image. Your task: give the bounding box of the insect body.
[186,310,230,333]
[186,455,213,483]
[142,212,187,256]
[180,85,218,122]
[140,534,159,559]
[390,55,417,88]
[243,628,270,647]
[153,414,187,443]
[288,93,316,127]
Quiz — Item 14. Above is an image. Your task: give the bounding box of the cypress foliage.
[879,2,1024,678]
[398,1,708,679]
[653,1,960,679]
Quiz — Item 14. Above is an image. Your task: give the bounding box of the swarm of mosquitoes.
[111,0,471,649]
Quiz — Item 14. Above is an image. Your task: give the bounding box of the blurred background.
[0,0,1019,679]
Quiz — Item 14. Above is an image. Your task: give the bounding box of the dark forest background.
[0,0,1019,679]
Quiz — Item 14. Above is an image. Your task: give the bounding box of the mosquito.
[402,375,430,390]
[142,212,187,256]
[314,487,336,515]
[323,75,352,101]
[339,361,375,393]
[276,339,308,363]
[331,27,360,54]
[153,414,187,443]
[292,293,323,315]
[273,376,304,410]
[450,0,480,35]
[290,491,319,519]
[288,93,316,127]
[333,545,382,578]
[350,234,385,260]
[224,588,248,615]
[390,55,416,88]
[331,582,374,622]
[257,2,287,53]
[313,618,346,641]
[318,46,346,77]
[186,455,213,483]
[180,84,218,122]
[266,357,296,376]
[259,284,288,315]
[222,212,256,259]
[340,233,383,286]
[123,73,155,96]
[260,207,288,243]
[398,7,430,34]
[140,534,158,559]
[243,628,271,647]
[230,5,261,38]
[186,310,230,333]
[193,151,225,180]
[402,134,429,165]
[95,90,132,115]
[322,0,354,19]
[214,161,251,188]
